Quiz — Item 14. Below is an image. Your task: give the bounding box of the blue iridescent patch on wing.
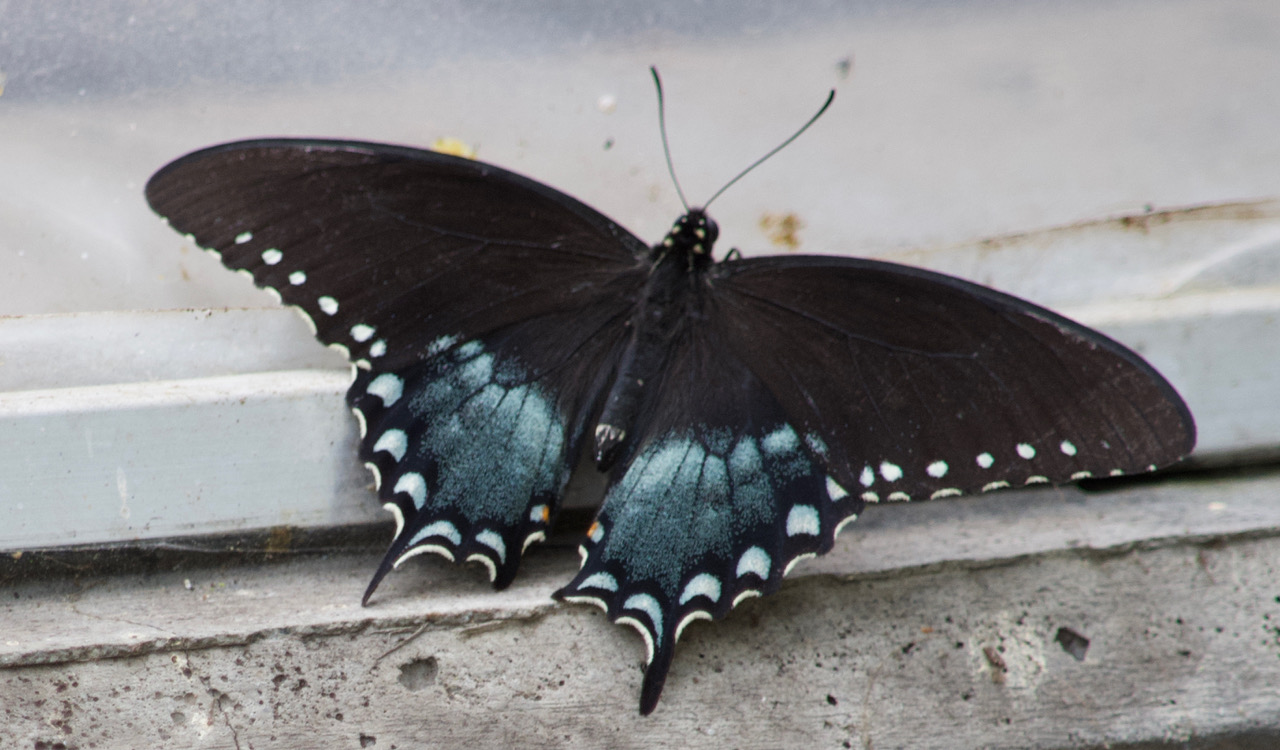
[352,338,570,592]
[555,422,865,713]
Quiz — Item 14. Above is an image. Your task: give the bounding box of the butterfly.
[144,72,1195,715]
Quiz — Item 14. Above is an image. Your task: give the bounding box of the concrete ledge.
[0,369,379,550]
[5,470,1280,748]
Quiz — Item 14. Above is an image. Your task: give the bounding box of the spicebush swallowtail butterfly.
[145,71,1195,714]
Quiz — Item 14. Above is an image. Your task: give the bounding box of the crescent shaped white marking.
[373,429,408,462]
[393,472,427,509]
[409,519,460,546]
[475,529,507,563]
[366,374,404,407]
[675,610,712,643]
[736,546,771,579]
[785,505,820,536]
[678,573,722,605]
[579,572,619,592]
[394,544,454,567]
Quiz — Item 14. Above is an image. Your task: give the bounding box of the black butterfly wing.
[146,140,649,590]
[710,255,1195,502]
[556,317,860,714]
[557,253,1195,714]
[350,294,645,593]
[145,140,648,372]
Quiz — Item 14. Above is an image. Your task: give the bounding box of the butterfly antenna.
[702,88,835,210]
[651,66,691,212]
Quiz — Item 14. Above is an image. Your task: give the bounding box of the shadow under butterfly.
[144,69,1196,715]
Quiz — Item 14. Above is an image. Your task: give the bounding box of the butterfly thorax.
[652,209,719,270]
[593,210,719,468]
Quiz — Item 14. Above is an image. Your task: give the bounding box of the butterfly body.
[146,138,1195,715]
[595,209,719,468]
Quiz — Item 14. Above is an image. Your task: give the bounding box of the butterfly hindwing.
[556,322,866,714]
[350,342,565,592]
[354,304,636,594]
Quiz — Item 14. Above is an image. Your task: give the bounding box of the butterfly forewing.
[145,140,649,370]
[710,256,1195,503]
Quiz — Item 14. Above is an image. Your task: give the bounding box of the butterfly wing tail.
[553,573,686,716]
[362,546,399,606]
[639,639,677,715]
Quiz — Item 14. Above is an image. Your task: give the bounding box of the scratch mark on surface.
[117,466,131,519]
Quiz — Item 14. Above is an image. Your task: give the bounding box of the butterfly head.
[659,209,720,266]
